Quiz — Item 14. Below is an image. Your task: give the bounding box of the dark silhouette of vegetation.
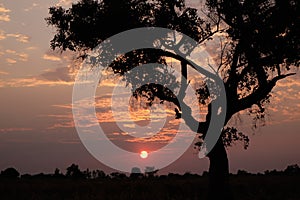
[46,0,299,199]
[0,167,20,179]
[1,163,299,180]
[0,164,299,199]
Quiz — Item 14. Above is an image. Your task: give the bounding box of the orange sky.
[0,0,299,174]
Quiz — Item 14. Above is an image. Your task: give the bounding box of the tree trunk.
[206,139,233,200]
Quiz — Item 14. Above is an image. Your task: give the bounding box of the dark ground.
[0,174,299,200]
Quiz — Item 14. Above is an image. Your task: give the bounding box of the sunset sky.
[0,0,299,175]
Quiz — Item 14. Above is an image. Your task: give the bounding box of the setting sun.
[140,151,148,159]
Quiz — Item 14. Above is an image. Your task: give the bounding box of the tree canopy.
[47,1,299,198]
[47,0,212,51]
[47,0,299,147]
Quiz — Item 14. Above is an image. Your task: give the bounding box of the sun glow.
[140,150,148,159]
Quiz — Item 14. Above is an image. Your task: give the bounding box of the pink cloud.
[0,127,33,133]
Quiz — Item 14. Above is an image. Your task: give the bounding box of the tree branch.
[236,73,296,112]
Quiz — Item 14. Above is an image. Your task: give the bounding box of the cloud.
[6,58,17,64]
[24,3,39,12]
[47,121,75,129]
[42,54,61,61]
[0,4,10,13]
[0,128,33,133]
[0,30,30,43]
[0,77,73,88]
[40,51,79,82]
[5,49,29,63]
[18,53,29,61]
[52,104,72,109]
[0,30,6,40]
[251,75,300,125]
[26,46,38,50]
[0,4,10,22]
[0,70,9,75]
[5,49,16,54]
[0,14,10,22]
[56,0,73,7]
[6,33,30,43]
[0,51,77,87]
[39,67,73,82]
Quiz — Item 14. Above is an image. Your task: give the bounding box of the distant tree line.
[1,164,299,180]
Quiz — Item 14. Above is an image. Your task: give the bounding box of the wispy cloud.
[4,49,29,63]
[0,4,10,22]
[0,70,9,75]
[52,104,72,109]
[0,51,77,87]
[6,58,17,64]
[6,33,30,43]
[24,3,39,12]
[0,14,10,22]
[0,30,30,43]
[18,53,29,61]
[0,77,73,88]
[241,76,300,126]
[47,121,75,129]
[0,127,33,133]
[0,30,6,40]
[0,4,10,13]
[39,66,74,82]
[43,54,62,62]
[56,0,73,7]
[26,46,38,50]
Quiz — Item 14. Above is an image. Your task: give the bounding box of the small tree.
[66,164,85,179]
[92,169,106,179]
[0,167,20,179]
[284,164,300,175]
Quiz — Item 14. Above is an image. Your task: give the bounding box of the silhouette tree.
[203,1,299,198]
[130,167,143,179]
[284,164,300,175]
[0,167,20,179]
[66,164,85,179]
[145,167,159,178]
[46,0,299,199]
[92,169,106,179]
[53,168,65,178]
[110,172,127,179]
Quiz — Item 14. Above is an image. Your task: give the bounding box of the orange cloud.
[0,4,10,22]
[26,46,38,50]
[0,4,10,13]
[18,53,29,61]
[0,14,10,22]
[56,0,73,7]
[47,121,75,129]
[52,104,73,109]
[40,67,73,82]
[0,70,9,75]
[0,30,30,43]
[4,49,29,62]
[232,75,300,128]
[0,77,73,88]
[6,33,30,43]
[0,127,33,133]
[6,58,17,64]
[0,30,6,40]
[125,124,180,144]
[43,54,62,61]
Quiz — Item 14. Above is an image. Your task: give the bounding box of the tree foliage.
[46,0,299,149]
[0,167,20,179]
[46,0,212,51]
